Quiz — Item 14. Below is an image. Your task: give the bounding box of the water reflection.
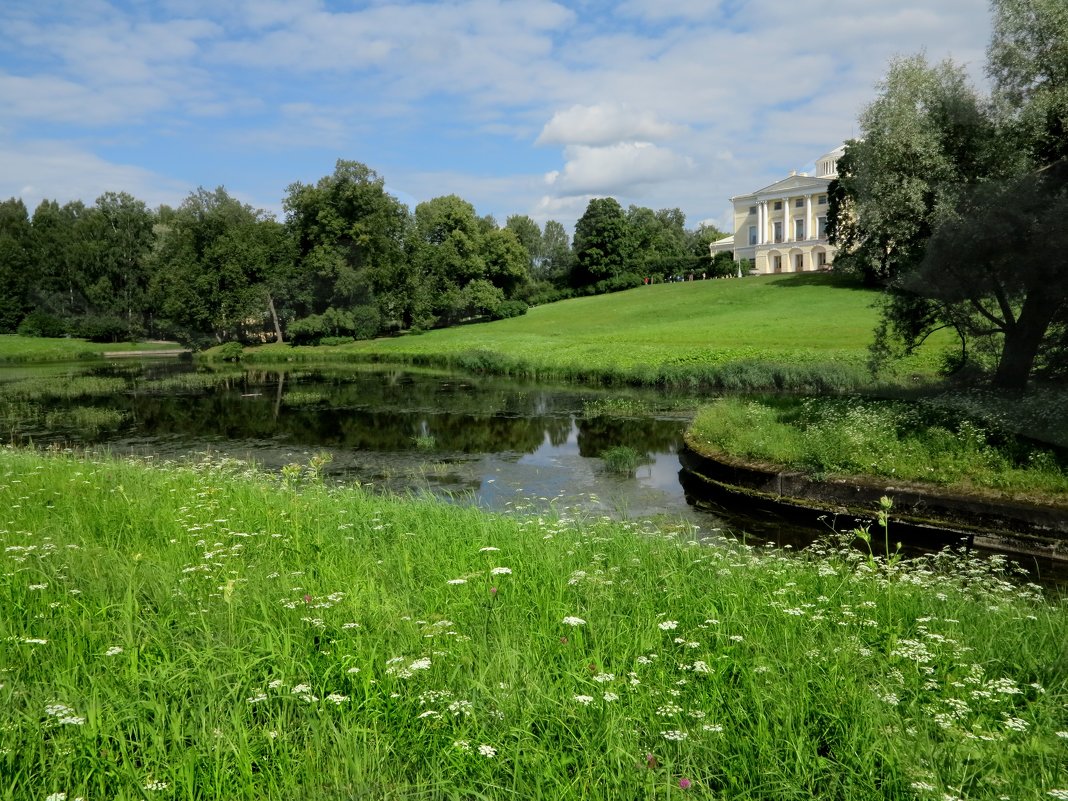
[3,362,703,523]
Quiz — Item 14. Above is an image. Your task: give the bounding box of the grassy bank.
[0,335,184,363]
[227,274,950,391]
[2,449,1066,800]
[686,396,1068,505]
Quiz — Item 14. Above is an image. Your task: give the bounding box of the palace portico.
[710,146,843,274]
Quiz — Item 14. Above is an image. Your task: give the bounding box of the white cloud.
[544,142,694,197]
[536,103,683,146]
[0,141,189,212]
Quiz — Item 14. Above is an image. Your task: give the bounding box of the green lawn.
[236,274,951,390]
[0,335,184,363]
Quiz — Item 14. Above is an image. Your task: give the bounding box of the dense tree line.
[1,159,723,348]
[829,0,1067,389]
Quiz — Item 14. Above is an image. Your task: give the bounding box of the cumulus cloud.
[543,142,694,197]
[536,103,683,147]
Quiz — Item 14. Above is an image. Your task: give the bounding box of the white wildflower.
[573,694,594,706]
[490,567,512,575]
[478,744,496,758]
[661,730,688,741]
[562,616,586,626]
[658,620,678,631]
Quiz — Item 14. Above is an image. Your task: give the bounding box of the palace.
[709,145,843,274]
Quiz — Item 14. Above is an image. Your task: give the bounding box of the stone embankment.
[679,441,1068,563]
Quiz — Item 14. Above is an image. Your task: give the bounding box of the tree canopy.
[829,0,1068,388]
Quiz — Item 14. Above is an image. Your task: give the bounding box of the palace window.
[748,226,757,246]
[817,215,828,237]
[795,198,804,208]
[773,201,782,211]
[773,221,783,243]
[818,194,827,204]
[794,219,805,240]
[749,205,757,215]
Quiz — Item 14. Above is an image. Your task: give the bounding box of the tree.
[829,10,1068,389]
[481,228,530,297]
[504,215,543,275]
[541,220,573,287]
[906,163,1068,386]
[152,187,288,345]
[81,191,155,335]
[571,197,631,288]
[827,55,997,286]
[0,199,33,332]
[284,160,410,321]
[626,205,690,277]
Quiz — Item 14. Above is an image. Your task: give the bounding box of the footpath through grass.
[2,449,1066,800]
[234,274,950,391]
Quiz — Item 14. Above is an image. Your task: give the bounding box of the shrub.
[216,341,244,362]
[72,315,138,343]
[494,300,529,319]
[17,310,67,338]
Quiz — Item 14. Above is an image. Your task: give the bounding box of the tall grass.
[687,396,1068,502]
[1,449,1066,800]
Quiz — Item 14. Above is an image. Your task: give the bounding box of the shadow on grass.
[763,272,873,292]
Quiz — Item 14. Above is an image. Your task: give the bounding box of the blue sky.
[0,0,992,233]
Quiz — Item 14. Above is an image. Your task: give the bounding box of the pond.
[4,358,1062,581]
[0,360,722,524]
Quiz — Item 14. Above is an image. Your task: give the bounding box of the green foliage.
[216,341,244,362]
[836,2,1068,388]
[17,310,67,338]
[687,395,1068,501]
[599,445,645,474]
[572,197,631,288]
[1,450,1066,800]
[288,305,379,346]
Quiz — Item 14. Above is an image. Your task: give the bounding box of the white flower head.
[478,744,497,758]
[490,567,512,576]
[658,620,679,631]
[562,616,586,626]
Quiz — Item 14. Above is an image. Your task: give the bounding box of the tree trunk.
[267,293,283,344]
[991,292,1059,390]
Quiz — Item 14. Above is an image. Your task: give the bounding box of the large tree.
[571,197,631,288]
[152,188,292,345]
[284,160,410,325]
[830,0,1068,388]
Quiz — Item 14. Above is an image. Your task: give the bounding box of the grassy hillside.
[240,274,950,389]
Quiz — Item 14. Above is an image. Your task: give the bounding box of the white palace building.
[710,145,844,274]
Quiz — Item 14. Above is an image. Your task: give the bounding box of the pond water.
[1,360,724,526]
[5,358,1063,581]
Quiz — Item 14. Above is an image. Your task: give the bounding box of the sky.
[0,0,994,234]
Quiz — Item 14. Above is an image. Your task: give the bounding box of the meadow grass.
[1,449,1066,800]
[228,275,951,391]
[686,397,1068,504]
[0,336,183,363]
